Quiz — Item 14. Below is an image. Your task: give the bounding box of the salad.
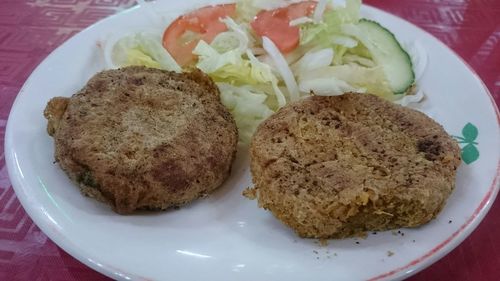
[104,0,424,143]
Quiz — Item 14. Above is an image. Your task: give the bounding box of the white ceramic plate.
[5,1,500,280]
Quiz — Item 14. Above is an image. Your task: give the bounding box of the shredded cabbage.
[193,40,242,73]
[299,0,361,46]
[246,50,287,107]
[218,83,274,143]
[194,40,286,109]
[109,32,181,72]
[299,64,394,98]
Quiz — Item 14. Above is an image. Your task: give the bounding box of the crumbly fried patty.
[249,93,461,238]
[44,66,238,214]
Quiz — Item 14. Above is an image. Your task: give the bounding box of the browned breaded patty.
[44,66,238,214]
[249,93,461,238]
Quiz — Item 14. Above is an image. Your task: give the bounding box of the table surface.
[0,0,498,280]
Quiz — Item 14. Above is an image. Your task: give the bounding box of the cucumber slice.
[342,19,415,94]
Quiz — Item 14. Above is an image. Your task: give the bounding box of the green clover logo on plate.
[454,123,479,164]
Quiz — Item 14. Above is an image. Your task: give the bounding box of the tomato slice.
[162,4,236,66]
[251,1,317,53]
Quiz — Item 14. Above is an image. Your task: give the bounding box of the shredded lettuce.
[246,50,287,107]
[332,45,348,65]
[195,43,265,82]
[235,0,264,23]
[194,40,286,107]
[299,64,394,99]
[110,32,181,72]
[193,40,242,73]
[299,0,361,46]
[103,0,421,145]
[218,83,274,143]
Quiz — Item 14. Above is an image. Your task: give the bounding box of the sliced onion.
[291,48,334,75]
[219,17,251,54]
[262,36,300,101]
[299,77,358,96]
[331,35,358,48]
[289,16,314,26]
[313,0,329,23]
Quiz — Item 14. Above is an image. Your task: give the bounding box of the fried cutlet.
[44,66,238,214]
[249,93,461,238]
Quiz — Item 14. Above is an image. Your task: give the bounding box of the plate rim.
[4,3,500,281]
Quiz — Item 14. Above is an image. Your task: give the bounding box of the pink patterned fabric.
[0,0,498,280]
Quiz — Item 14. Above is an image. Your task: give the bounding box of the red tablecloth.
[0,0,498,280]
